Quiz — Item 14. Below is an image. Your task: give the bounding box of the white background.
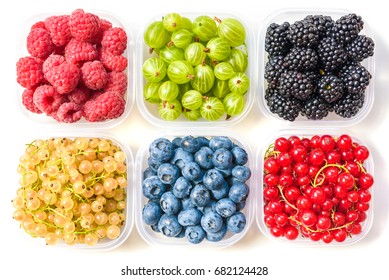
[1,0,389,279]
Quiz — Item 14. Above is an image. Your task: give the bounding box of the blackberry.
[317,74,344,103]
[317,37,348,71]
[287,20,319,48]
[265,22,291,57]
[278,71,314,100]
[301,95,331,120]
[264,56,286,89]
[339,62,371,94]
[333,91,365,118]
[265,89,301,121]
[331,13,364,44]
[304,15,335,38]
[283,47,318,71]
[346,35,375,62]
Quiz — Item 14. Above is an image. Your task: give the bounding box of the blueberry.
[232,165,252,182]
[182,161,202,181]
[231,146,248,165]
[172,137,182,149]
[200,211,223,233]
[175,228,186,238]
[178,208,202,226]
[182,196,195,209]
[190,184,211,207]
[209,136,233,151]
[236,201,246,211]
[194,146,214,169]
[229,181,250,203]
[185,225,206,244]
[157,163,180,185]
[170,147,194,170]
[211,181,229,200]
[158,214,182,237]
[143,167,157,179]
[216,167,232,178]
[212,148,233,170]
[215,198,237,218]
[203,169,224,190]
[160,191,182,215]
[200,200,217,214]
[142,176,167,200]
[181,136,201,153]
[227,212,246,234]
[206,223,227,242]
[196,136,210,147]
[142,201,163,225]
[151,224,160,232]
[147,156,163,172]
[149,138,173,162]
[173,177,193,198]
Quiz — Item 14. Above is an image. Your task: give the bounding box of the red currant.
[300,209,317,227]
[310,135,321,149]
[277,152,292,167]
[309,148,326,166]
[321,232,333,243]
[264,158,280,175]
[336,134,353,151]
[284,186,301,203]
[275,212,289,227]
[294,162,309,177]
[296,196,312,210]
[333,228,347,242]
[358,189,371,203]
[270,226,284,237]
[353,145,369,162]
[358,173,374,190]
[290,145,307,163]
[326,150,341,164]
[320,135,336,152]
[346,210,359,222]
[316,215,331,230]
[338,173,355,190]
[284,226,299,240]
[264,174,278,187]
[324,166,340,183]
[274,137,290,152]
[310,187,326,204]
[333,212,346,226]
[263,186,279,201]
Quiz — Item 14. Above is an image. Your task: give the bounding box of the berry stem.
[312,162,349,187]
[276,184,298,211]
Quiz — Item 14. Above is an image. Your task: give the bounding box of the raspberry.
[22,88,42,114]
[16,56,44,89]
[44,15,72,47]
[27,27,54,58]
[80,60,107,90]
[99,47,127,72]
[65,38,98,64]
[67,87,90,105]
[83,91,125,121]
[42,54,65,75]
[69,9,100,41]
[103,71,127,96]
[45,61,80,94]
[56,102,83,123]
[31,21,46,30]
[33,85,65,114]
[101,27,127,55]
[90,18,113,44]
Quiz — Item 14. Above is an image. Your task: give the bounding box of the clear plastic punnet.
[136,12,255,127]
[134,129,254,248]
[257,8,375,127]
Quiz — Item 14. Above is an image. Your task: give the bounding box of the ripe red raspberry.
[22,88,42,114]
[83,91,125,121]
[67,86,90,105]
[33,85,65,114]
[99,47,127,72]
[101,27,127,55]
[31,21,46,30]
[65,38,98,64]
[45,61,80,94]
[44,15,72,46]
[56,102,83,123]
[42,54,65,75]
[27,28,54,58]
[16,56,44,89]
[103,71,127,96]
[69,9,100,41]
[80,60,107,90]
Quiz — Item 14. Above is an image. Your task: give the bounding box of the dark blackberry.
[304,15,335,38]
[301,95,331,120]
[317,37,348,71]
[346,35,375,62]
[264,56,286,89]
[317,74,344,103]
[331,13,364,44]
[265,22,291,57]
[283,47,318,71]
[287,20,319,48]
[278,71,314,100]
[339,62,371,94]
[333,91,365,118]
[265,89,301,121]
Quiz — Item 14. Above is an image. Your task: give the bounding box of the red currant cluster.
[262,134,373,243]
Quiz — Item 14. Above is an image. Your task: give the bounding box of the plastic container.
[256,130,374,246]
[12,132,134,251]
[134,129,254,247]
[136,12,255,127]
[16,10,135,129]
[257,8,375,127]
